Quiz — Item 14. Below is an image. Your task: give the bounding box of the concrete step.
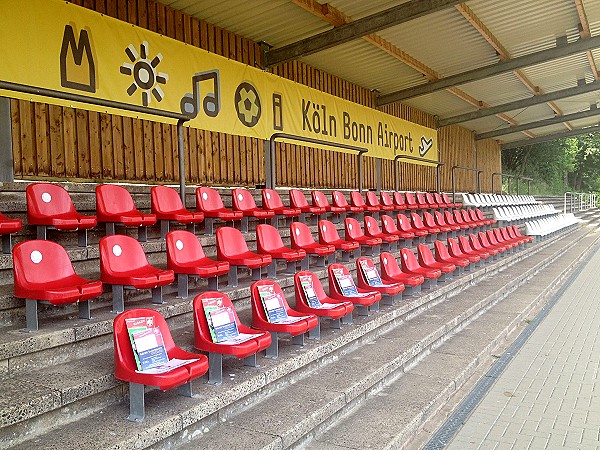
[306,227,600,450]
[4,225,586,449]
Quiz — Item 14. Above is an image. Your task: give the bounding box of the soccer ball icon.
[235,82,261,127]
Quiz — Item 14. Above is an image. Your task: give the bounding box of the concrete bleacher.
[0,182,595,449]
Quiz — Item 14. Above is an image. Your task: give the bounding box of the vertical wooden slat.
[62,107,77,178]
[11,100,22,176]
[88,111,102,179]
[76,109,91,178]
[34,103,50,176]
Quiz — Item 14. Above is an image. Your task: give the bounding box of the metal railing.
[394,155,444,192]
[452,165,483,203]
[564,192,597,213]
[492,173,533,194]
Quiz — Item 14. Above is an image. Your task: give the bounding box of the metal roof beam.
[377,34,600,105]
[476,106,600,140]
[501,125,600,150]
[264,0,463,67]
[438,80,600,127]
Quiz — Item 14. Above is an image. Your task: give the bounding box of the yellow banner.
[0,0,438,162]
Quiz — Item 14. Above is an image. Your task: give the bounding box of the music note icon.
[180,69,221,119]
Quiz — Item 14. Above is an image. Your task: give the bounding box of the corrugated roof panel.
[462,115,515,135]
[501,103,564,124]
[554,91,600,114]
[156,0,331,47]
[583,0,600,35]
[458,72,533,106]
[570,117,600,128]
[376,7,498,78]
[326,0,412,20]
[519,54,592,93]
[403,89,481,119]
[301,40,425,94]
[467,0,581,58]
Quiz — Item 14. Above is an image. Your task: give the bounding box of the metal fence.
[564,192,598,213]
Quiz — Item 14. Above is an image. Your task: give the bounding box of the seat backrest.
[435,240,451,260]
[294,270,328,304]
[26,183,77,218]
[411,212,426,228]
[380,191,394,207]
[232,188,258,212]
[312,190,330,208]
[453,209,465,224]
[96,184,137,216]
[423,211,436,227]
[328,263,357,297]
[364,215,382,234]
[425,192,436,205]
[100,235,151,273]
[442,193,454,204]
[332,191,350,208]
[461,209,471,222]
[393,192,406,207]
[458,235,474,252]
[256,224,285,253]
[417,243,436,265]
[251,279,291,321]
[291,221,317,247]
[151,185,185,214]
[400,248,420,271]
[475,208,486,220]
[405,192,417,206]
[350,191,367,208]
[380,251,403,278]
[216,227,250,258]
[381,214,398,234]
[356,257,383,287]
[468,209,479,222]
[397,213,412,232]
[434,193,445,205]
[193,291,241,340]
[113,308,177,372]
[166,230,206,267]
[479,231,492,247]
[262,189,285,209]
[289,189,310,208]
[366,191,380,207]
[444,210,456,225]
[345,217,365,239]
[416,192,427,205]
[318,220,341,243]
[197,186,226,212]
[448,238,465,257]
[470,233,485,250]
[13,240,76,288]
[434,211,446,226]
[487,229,500,245]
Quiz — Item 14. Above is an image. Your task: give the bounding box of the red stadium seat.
[196,187,243,235]
[151,185,204,238]
[328,264,381,315]
[291,221,335,268]
[393,192,409,210]
[443,192,461,208]
[100,234,174,312]
[509,225,534,244]
[487,229,512,253]
[351,191,379,214]
[364,215,400,252]
[166,230,229,298]
[232,187,274,232]
[345,217,382,256]
[475,208,496,227]
[312,190,346,220]
[356,257,404,304]
[256,224,306,277]
[379,252,424,296]
[397,213,428,243]
[294,271,354,328]
[445,210,469,231]
[434,192,451,209]
[13,240,101,331]
[261,189,301,226]
[467,209,487,228]
[96,184,156,242]
[332,190,364,214]
[494,228,519,252]
[404,192,420,210]
[453,209,477,231]
[425,192,439,209]
[447,237,481,268]
[434,240,470,274]
[318,219,359,262]
[193,291,271,384]
[470,233,498,260]
[250,279,320,355]
[0,211,22,254]
[113,308,209,421]
[424,211,450,239]
[380,191,401,211]
[480,231,508,254]
[380,214,414,247]
[27,182,97,247]
[435,211,461,234]
[411,212,440,241]
[400,247,442,289]
[415,192,430,209]
[290,189,325,223]
[216,227,271,287]
[459,234,491,262]
[417,243,456,282]
[367,191,393,212]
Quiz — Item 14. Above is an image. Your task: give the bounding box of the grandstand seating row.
[111,225,532,420]
[525,214,582,240]
[462,193,538,208]
[493,204,557,223]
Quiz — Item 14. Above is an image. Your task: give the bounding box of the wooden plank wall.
[9,0,501,193]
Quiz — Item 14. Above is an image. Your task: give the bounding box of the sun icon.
[120,41,168,107]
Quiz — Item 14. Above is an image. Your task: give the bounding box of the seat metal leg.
[112,285,125,313]
[267,262,277,278]
[357,305,369,316]
[208,353,223,385]
[228,267,238,287]
[177,274,189,298]
[138,226,148,242]
[251,268,261,281]
[330,318,341,329]
[341,312,353,324]
[241,217,249,233]
[152,287,164,304]
[205,218,214,236]
[285,261,296,275]
[36,225,47,240]
[341,251,350,262]
[382,295,394,306]
[186,223,196,234]
[207,277,218,290]
[160,220,169,239]
[127,382,145,422]
[2,234,12,254]
[177,381,193,397]
[78,300,92,320]
[77,229,88,247]
[265,332,278,359]
[300,258,309,271]
[24,299,39,332]
[292,333,305,346]
[369,301,380,312]
[105,222,115,235]
[317,256,325,267]
[243,354,257,367]
[308,322,320,339]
